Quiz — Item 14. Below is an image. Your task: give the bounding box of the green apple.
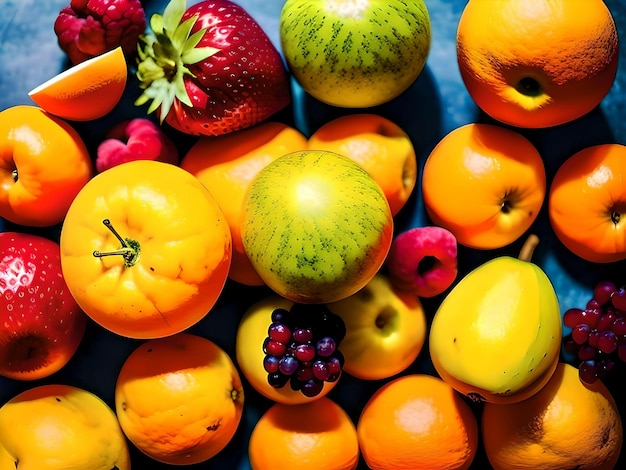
[326,273,427,380]
[279,0,431,108]
[241,150,393,304]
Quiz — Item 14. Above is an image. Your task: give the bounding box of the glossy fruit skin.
[482,363,622,470]
[429,254,562,404]
[115,333,245,465]
[326,274,427,381]
[280,0,431,107]
[0,384,130,469]
[0,232,88,380]
[235,295,338,405]
[457,0,619,128]
[59,160,232,339]
[241,150,393,304]
[549,143,626,263]
[180,121,308,286]
[0,105,93,227]
[421,123,545,250]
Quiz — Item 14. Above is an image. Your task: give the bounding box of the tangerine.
[307,113,418,215]
[28,46,127,121]
[248,397,359,470]
[457,0,619,128]
[180,121,308,286]
[114,333,245,465]
[357,374,479,470]
[482,362,623,470]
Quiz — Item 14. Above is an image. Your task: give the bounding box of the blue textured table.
[2,1,626,468]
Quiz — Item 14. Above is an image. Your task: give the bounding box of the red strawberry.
[135,0,291,136]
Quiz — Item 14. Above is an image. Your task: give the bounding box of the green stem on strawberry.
[134,0,219,122]
[92,219,140,267]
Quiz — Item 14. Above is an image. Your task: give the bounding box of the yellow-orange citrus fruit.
[248,397,359,470]
[357,374,479,470]
[421,123,545,249]
[0,384,130,469]
[457,0,619,128]
[235,295,339,404]
[482,362,623,470]
[115,333,245,465]
[28,46,127,121]
[180,121,308,286]
[307,113,418,215]
[60,160,232,339]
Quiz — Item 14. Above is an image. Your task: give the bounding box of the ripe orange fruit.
[114,333,245,465]
[482,362,623,470]
[421,123,545,249]
[180,121,308,286]
[235,295,339,405]
[307,113,418,215]
[549,143,626,263]
[248,397,359,470]
[357,374,479,470]
[0,105,93,227]
[28,46,127,121]
[59,160,232,339]
[457,0,619,128]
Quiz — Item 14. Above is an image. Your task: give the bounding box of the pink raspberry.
[54,0,146,64]
[96,118,179,173]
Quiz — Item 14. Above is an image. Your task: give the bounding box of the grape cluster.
[263,303,346,397]
[563,280,626,384]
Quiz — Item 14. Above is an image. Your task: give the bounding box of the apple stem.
[92,219,141,267]
[518,234,540,262]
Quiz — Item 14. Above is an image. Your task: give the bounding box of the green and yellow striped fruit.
[429,236,562,404]
[241,150,393,304]
[279,0,431,108]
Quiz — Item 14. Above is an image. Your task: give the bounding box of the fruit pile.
[1,0,626,468]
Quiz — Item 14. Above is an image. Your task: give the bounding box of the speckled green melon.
[279,0,431,108]
[241,150,394,304]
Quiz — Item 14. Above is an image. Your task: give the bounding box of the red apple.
[386,226,458,298]
[0,232,88,380]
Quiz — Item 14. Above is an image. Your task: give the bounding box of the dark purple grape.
[293,327,313,343]
[598,330,618,354]
[327,357,342,382]
[312,360,330,381]
[578,360,599,384]
[271,308,293,326]
[563,308,600,329]
[297,364,314,382]
[577,344,597,361]
[586,298,602,311]
[301,379,324,397]
[593,280,617,306]
[597,359,615,378]
[588,330,600,349]
[611,286,626,311]
[268,372,289,388]
[278,355,299,375]
[289,376,304,391]
[619,343,626,362]
[596,311,617,333]
[571,323,590,345]
[295,344,316,362]
[611,317,626,339]
[316,337,336,357]
[263,355,280,373]
[268,322,292,343]
[264,339,286,357]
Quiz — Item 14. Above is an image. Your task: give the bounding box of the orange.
[421,123,545,249]
[114,333,245,465]
[59,160,232,339]
[248,397,359,470]
[0,105,93,227]
[235,295,339,405]
[357,374,479,470]
[307,113,417,215]
[180,121,308,286]
[549,143,626,263]
[28,46,127,121]
[457,0,619,128]
[482,362,623,470]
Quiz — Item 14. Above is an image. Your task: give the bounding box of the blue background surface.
[2,0,626,468]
